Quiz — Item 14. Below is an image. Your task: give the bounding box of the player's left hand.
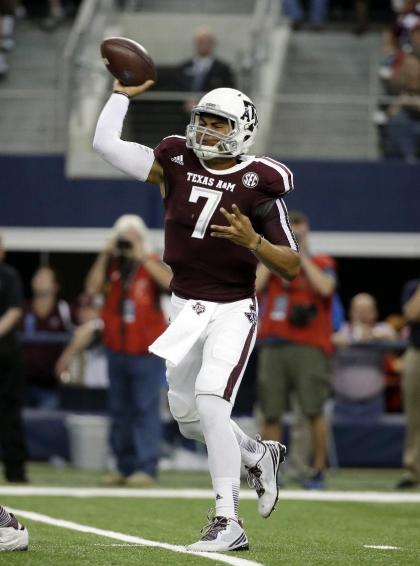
[211,204,259,250]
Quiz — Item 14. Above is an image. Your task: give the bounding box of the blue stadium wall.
[1,155,418,232]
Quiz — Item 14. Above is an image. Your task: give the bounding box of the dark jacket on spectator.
[177,57,236,92]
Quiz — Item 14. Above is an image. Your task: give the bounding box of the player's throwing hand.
[211,204,260,250]
[113,79,155,98]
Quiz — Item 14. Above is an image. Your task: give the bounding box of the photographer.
[85,215,172,486]
[256,210,336,489]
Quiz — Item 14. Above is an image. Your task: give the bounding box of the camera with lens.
[116,238,132,254]
[115,238,133,259]
[289,304,318,327]
[115,239,134,280]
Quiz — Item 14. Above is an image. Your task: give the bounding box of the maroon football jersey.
[154,136,298,302]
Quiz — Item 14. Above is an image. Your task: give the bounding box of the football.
[100,37,157,86]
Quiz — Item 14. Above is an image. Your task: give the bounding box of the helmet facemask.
[186,109,240,160]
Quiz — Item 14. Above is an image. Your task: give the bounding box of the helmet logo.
[240,100,258,130]
[242,172,259,188]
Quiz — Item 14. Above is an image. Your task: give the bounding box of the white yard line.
[1,487,420,503]
[93,543,143,547]
[364,545,401,550]
[6,507,264,566]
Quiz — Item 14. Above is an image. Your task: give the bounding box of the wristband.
[250,234,263,253]
[113,91,130,99]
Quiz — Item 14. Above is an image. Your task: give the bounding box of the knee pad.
[196,393,232,431]
[178,420,204,442]
[167,390,198,423]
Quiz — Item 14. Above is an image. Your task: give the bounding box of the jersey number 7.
[189,186,222,239]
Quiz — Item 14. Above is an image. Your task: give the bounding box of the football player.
[0,505,28,551]
[94,80,300,552]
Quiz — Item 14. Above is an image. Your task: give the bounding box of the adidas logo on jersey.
[171,155,184,166]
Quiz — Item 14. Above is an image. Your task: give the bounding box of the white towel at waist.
[149,298,216,366]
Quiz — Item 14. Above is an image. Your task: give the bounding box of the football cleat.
[186,513,249,552]
[246,438,286,518]
[0,514,29,552]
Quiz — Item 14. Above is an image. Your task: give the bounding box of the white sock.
[196,395,241,519]
[213,477,240,519]
[230,420,265,468]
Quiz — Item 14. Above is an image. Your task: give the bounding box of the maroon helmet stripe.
[223,298,257,401]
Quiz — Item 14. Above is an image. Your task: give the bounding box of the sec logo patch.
[242,172,259,188]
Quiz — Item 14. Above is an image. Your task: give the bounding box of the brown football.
[100,37,157,86]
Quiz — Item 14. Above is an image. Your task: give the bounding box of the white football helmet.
[186,87,259,160]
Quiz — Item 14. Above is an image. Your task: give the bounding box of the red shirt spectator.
[258,254,335,355]
[101,257,167,354]
[84,214,172,484]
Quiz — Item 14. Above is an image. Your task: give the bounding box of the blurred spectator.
[256,210,336,489]
[354,0,369,35]
[332,293,397,419]
[14,0,24,19]
[176,26,236,123]
[0,235,27,483]
[0,0,16,79]
[0,0,15,49]
[384,313,408,412]
[384,24,420,162]
[385,313,409,336]
[284,291,345,482]
[377,2,420,157]
[396,278,420,488]
[282,0,328,30]
[177,27,235,94]
[21,266,75,410]
[85,215,171,487]
[40,0,65,30]
[383,1,420,55]
[55,293,107,388]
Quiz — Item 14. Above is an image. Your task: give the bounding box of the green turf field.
[1,464,419,565]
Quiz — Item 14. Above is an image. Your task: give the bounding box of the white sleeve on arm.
[93,93,155,181]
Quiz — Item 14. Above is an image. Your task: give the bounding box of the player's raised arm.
[93,79,164,186]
